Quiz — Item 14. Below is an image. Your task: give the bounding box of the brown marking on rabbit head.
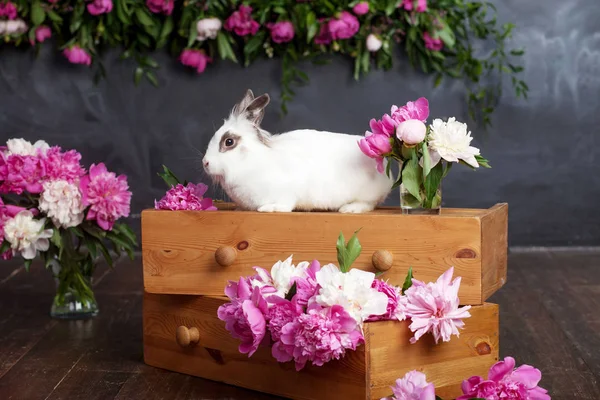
[219,132,241,152]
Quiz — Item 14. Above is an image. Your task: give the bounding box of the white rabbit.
[202,90,393,213]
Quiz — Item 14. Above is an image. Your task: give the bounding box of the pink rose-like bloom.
[79,163,131,230]
[154,182,217,211]
[34,26,52,43]
[3,154,46,194]
[224,5,260,37]
[42,147,86,182]
[0,2,18,20]
[369,114,397,137]
[401,0,427,13]
[458,357,551,400]
[405,267,472,344]
[390,97,429,124]
[273,304,364,371]
[366,279,407,322]
[314,21,332,45]
[179,49,212,74]
[383,370,436,400]
[267,21,294,44]
[265,296,302,342]
[358,132,392,173]
[87,0,113,15]
[146,0,173,15]
[218,278,269,357]
[423,32,443,51]
[328,11,359,40]
[63,46,92,66]
[396,119,427,145]
[352,2,369,15]
[292,259,321,307]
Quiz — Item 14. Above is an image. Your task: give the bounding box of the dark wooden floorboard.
[1,251,599,399]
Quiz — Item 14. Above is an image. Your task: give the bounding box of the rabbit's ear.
[232,89,255,117]
[245,94,270,126]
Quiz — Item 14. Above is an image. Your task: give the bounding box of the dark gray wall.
[1,0,598,246]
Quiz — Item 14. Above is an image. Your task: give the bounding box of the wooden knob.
[176,326,200,347]
[215,246,237,267]
[372,250,393,271]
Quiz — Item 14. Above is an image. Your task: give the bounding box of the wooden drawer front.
[142,204,507,304]
[143,293,499,400]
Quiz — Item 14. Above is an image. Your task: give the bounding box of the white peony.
[3,211,53,260]
[4,138,50,156]
[427,117,480,168]
[196,18,222,41]
[315,264,389,324]
[366,34,383,52]
[38,180,85,228]
[0,19,28,36]
[251,255,309,298]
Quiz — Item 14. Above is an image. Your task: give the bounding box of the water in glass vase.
[49,258,99,320]
[399,183,442,215]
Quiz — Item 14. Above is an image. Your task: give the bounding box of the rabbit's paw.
[338,202,375,214]
[257,204,294,213]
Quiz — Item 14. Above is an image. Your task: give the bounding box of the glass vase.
[49,258,99,320]
[399,183,442,215]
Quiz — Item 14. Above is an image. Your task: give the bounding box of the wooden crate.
[143,293,499,400]
[142,203,507,304]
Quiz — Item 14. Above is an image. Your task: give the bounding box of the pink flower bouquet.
[154,165,216,211]
[0,138,136,319]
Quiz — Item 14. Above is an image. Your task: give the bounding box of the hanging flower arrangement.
[1,1,527,125]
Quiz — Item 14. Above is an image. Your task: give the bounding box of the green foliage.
[402,267,413,294]
[157,164,181,188]
[336,229,362,273]
[4,0,526,124]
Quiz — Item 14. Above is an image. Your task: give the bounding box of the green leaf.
[116,0,131,25]
[336,231,347,272]
[217,31,238,63]
[187,22,198,47]
[84,235,98,260]
[51,229,62,248]
[81,223,106,240]
[438,26,455,48]
[421,142,432,179]
[97,240,113,267]
[24,259,33,272]
[31,1,46,26]
[401,157,422,202]
[107,232,131,252]
[475,155,492,168]
[134,67,144,86]
[115,224,137,246]
[69,227,84,238]
[344,229,362,271]
[244,31,266,65]
[157,164,180,187]
[401,267,413,293]
[159,16,174,43]
[424,161,443,207]
[145,71,159,87]
[285,282,297,301]
[435,396,445,400]
[434,73,443,88]
[47,10,63,23]
[135,8,154,27]
[442,161,453,178]
[306,12,317,43]
[0,240,10,255]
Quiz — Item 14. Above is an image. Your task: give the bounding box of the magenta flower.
[87,0,113,15]
[366,279,407,322]
[369,114,397,137]
[358,132,392,173]
[404,267,471,344]
[314,21,332,45]
[179,49,212,74]
[146,0,173,15]
[35,26,52,43]
[353,2,370,15]
[390,97,429,124]
[79,163,131,230]
[292,259,321,307]
[401,0,427,13]
[265,296,302,342]
[383,370,436,400]
[63,46,92,66]
[273,304,364,371]
[3,154,46,194]
[0,2,18,20]
[458,357,551,400]
[423,32,443,51]
[218,278,269,357]
[42,147,86,182]
[267,21,295,44]
[224,5,260,37]
[154,182,217,211]
[328,11,359,40]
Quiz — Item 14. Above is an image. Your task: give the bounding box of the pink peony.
[179,49,212,74]
[3,154,46,194]
[366,279,407,322]
[267,21,295,44]
[0,2,17,20]
[458,357,551,400]
[383,370,436,400]
[224,5,260,37]
[273,304,364,371]
[401,0,427,13]
[352,2,370,15]
[63,46,92,66]
[35,26,52,43]
[154,182,216,211]
[423,32,443,51]
[390,97,429,124]
[79,163,131,230]
[218,277,269,357]
[358,132,392,173]
[314,21,332,45]
[42,146,86,182]
[292,259,321,307]
[87,0,113,15]
[404,267,471,344]
[265,296,302,342]
[369,114,397,137]
[328,11,359,40]
[146,0,173,15]
[396,120,427,145]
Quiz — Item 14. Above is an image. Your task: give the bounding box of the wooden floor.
[0,251,599,400]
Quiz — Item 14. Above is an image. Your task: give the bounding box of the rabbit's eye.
[225,138,235,147]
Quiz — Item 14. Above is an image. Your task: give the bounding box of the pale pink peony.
[79,163,131,230]
[404,267,471,344]
[358,132,392,173]
[265,296,302,342]
[328,11,359,40]
[146,0,173,15]
[458,357,551,400]
[218,277,269,357]
[35,26,52,43]
[0,2,18,20]
[390,97,430,124]
[42,147,86,182]
[383,370,436,400]
[314,21,332,45]
[154,182,216,211]
[367,279,407,322]
[353,2,369,15]
[0,197,28,238]
[87,0,113,15]
[267,21,295,44]
[396,120,427,145]
[423,32,443,51]
[401,0,427,12]
[179,49,212,74]
[273,304,364,371]
[224,5,260,37]
[63,46,92,66]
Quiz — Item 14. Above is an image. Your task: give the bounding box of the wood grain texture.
[481,203,509,300]
[142,204,508,304]
[143,293,499,400]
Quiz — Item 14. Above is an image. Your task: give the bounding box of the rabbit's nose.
[202,158,210,169]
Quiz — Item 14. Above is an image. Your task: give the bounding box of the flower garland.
[0,1,527,125]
